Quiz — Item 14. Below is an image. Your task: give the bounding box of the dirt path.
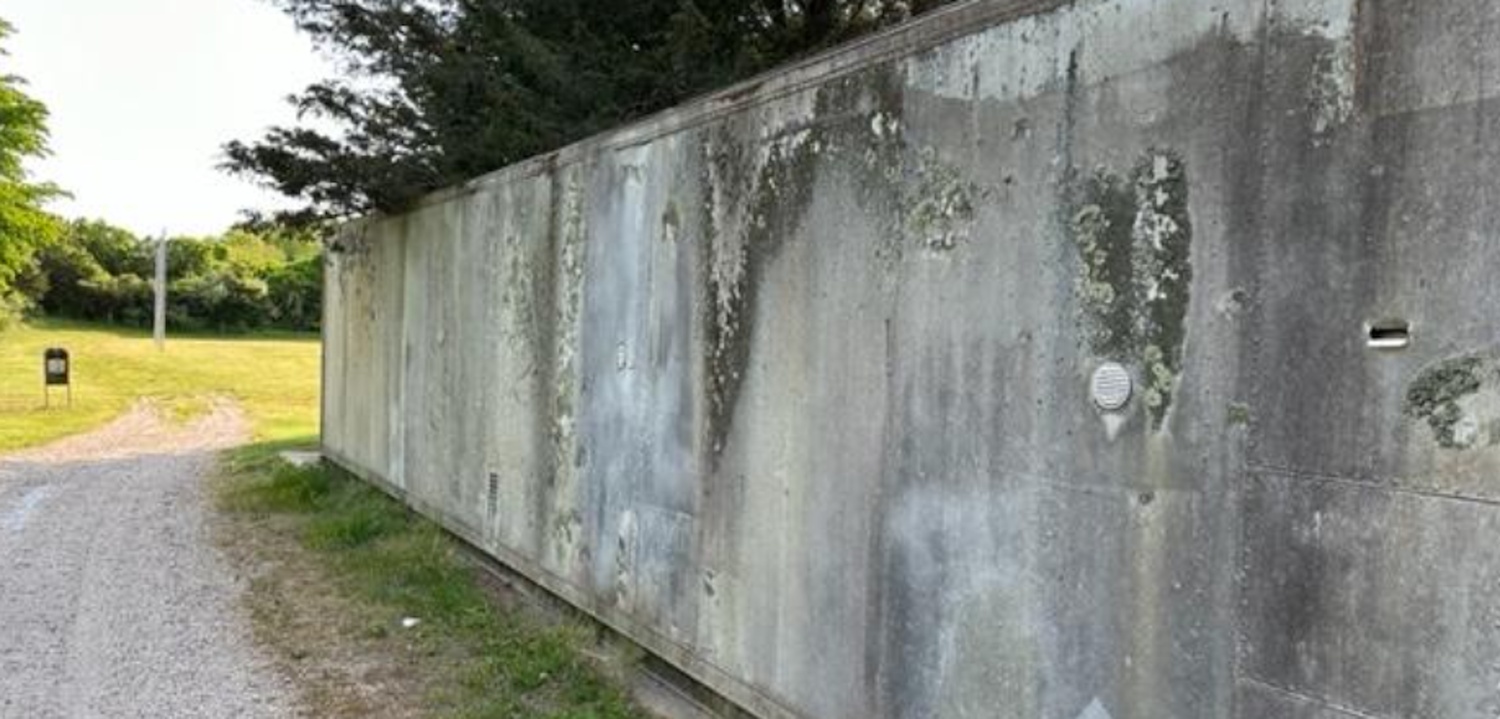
[0,402,298,718]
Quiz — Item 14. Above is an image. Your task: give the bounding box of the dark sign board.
[44,348,69,386]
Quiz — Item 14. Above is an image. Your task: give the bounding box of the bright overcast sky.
[4,0,336,237]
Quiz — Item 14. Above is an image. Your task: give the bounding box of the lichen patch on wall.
[905,148,980,253]
[1405,356,1499,449]
[1271,0,1358,137]
[544,167,590,576]
[700,67,915,461]
[700,118,827,460]
[1071,170,1137,359]
[1067,150,1194,429]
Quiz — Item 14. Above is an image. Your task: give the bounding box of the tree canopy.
[31,219,324,332]
[224,0,957,222]
[0,17,63,318]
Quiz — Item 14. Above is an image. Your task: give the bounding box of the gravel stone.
[0,402,298,718]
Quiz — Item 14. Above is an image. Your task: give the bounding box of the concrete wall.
[321,1,1500,716]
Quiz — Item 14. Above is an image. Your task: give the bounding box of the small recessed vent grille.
[1368,320,1411,350]
[1091,362,1133,411]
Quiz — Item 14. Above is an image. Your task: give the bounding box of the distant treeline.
[16,220,322,333]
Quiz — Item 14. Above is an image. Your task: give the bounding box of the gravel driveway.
[0,402,298,718]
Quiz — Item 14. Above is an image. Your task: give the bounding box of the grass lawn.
[217,452,647,718]
[0,319,321,453]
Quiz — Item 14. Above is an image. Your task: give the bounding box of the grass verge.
[0,319,320,452]
[214,444,648,719]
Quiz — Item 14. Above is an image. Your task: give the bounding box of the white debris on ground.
[277,450,322,468]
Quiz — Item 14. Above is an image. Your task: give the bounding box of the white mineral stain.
[1077,698,1113,719]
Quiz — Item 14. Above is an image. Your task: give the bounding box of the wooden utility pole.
[153,232,168,352]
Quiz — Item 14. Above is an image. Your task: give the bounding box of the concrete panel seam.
[1247,462,1500,509]
[1238,677,1385,719]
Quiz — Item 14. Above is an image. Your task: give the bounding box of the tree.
[0,17,63,318]
[223,0,958,222]
[67,219,147,277]
[33,218,324,332]
[33,222,119,317]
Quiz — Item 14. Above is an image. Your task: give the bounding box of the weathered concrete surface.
[322,0,1500,717]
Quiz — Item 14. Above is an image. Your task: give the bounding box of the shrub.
[31,219,322,333]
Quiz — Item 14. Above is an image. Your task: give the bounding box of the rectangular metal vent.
[1368,320,1411,350]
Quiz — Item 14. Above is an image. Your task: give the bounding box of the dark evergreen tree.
[223,0,958,221]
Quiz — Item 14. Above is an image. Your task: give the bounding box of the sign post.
[153,233,168,352]
[43,348,70,408]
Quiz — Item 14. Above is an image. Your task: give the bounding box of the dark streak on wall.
[323,1,1500,717]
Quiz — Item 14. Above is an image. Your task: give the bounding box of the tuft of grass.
[0,318,320,452]
[218,447,647,719]
[222,462,332,515]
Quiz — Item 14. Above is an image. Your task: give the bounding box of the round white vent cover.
[1091,362,1133,411]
